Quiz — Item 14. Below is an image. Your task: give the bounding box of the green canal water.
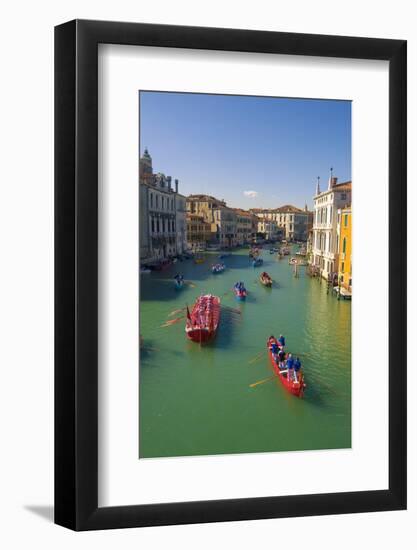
[139,246,351,459]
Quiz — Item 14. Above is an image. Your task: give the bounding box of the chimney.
[175,179,179,193]
[167,176,172,191]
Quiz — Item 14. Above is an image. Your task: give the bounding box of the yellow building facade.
[337,207,352,290]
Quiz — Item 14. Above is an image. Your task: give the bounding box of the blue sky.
[139,91,351,210]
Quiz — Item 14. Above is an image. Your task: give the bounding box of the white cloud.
[243,190,258,198]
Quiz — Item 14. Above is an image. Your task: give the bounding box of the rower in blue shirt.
[286,353,294,374]
[293,357,302,382]
[278,334,286,348]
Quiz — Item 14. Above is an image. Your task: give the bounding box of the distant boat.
[174,274,184,289]
[296,247,307,256]
[252,257,263,267]
[267,336,306,397]
[153,259,173,271]
[233,282,247,300]
[260,272,273,287]
[194,255,205,264]
[185,295,221,343]
[211,263,226,274]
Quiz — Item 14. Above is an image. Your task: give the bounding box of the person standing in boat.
[269,337,279,356]
[278,334,286,348]
[286,353,294,377]
[278,348,286,369]
[293,356,302,382]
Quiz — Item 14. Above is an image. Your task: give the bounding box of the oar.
[168,307,186,317]
[160,316,184,328]
[184,280,196,288]
[248,350,264,364]
[249,375,276,388]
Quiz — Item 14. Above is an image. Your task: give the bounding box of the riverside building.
[250,205,311,241]
[311,172,352,280]
[139,148,187,262]
[186,194,238,248]
[336,207,352,292]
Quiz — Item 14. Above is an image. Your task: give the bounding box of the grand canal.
[139,246,351,459]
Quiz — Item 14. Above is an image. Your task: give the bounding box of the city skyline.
[139,91,351,210]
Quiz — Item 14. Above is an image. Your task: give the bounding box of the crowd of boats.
[181,291,306,397]
[167,248,307,398]
[141,243,314,398]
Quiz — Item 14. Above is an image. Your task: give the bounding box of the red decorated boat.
[185,294,221,343]
[267,336,306,397]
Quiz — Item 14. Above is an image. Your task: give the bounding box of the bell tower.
[139,147,153,183]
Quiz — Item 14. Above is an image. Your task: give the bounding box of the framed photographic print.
[55,20,407,530]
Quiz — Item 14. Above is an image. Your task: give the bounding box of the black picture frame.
[55,19,407,531]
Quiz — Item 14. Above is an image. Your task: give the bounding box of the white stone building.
[139,149,186,263]
[213,207,237,248]
[257,219,279,240]
[250,205,311,241]
[311,174,352,279]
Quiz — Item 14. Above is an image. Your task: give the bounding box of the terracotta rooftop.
[316,181,352,196]
[250,205,308,214]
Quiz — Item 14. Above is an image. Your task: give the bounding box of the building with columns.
[139,148,187,263]
[311,172,352,279]
[250,204,311,241]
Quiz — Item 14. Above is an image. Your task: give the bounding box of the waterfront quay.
[139,245,351,459]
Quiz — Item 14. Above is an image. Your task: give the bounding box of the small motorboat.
[289,257,297,265]
[267,336,306,397]
[260,271,273,287]
[233,282,247,300]
[185,295,221,343]
[252,257,263,267]
[212,263,226,274]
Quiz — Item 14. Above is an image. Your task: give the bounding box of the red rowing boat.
[267,336,306,397]
[185,294,221,343]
